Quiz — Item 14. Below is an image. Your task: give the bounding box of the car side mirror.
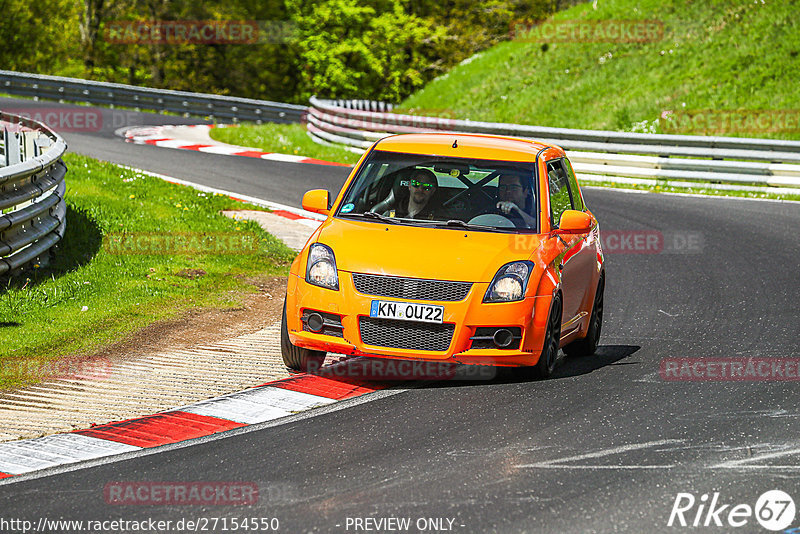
[557,210,592,233]
[302,189,330,215]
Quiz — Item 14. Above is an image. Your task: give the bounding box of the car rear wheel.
[564,274,604,357]
[531,294,562,379]
[281,300,327,372]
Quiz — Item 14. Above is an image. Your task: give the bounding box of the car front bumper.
[286,272,553,367]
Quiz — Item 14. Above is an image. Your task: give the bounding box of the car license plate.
[370,300,444,324]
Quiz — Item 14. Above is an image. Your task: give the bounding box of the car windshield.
[335,150,539,232]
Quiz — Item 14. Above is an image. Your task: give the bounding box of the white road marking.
[711,446,800,469]
[176,386,335,424]
[0,434,140,475]
[260,153,307,162]
[515,439,685,469]
[515,439,800,471]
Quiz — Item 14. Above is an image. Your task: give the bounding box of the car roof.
[373,133,559,162]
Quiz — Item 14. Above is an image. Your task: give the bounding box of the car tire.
[564,274,604,357]
[281,299,327,372]
[532,294,563,379]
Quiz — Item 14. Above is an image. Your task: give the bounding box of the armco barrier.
[0,112,67,275]
[0,70,306,124]
[307,97,800,188]
[3,69,797,189]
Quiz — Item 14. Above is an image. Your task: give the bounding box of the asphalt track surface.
[2,97,800,532]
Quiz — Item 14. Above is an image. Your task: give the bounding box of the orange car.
[281,133,604,378]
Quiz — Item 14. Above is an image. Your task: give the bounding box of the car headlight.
[484,261,533,303]
[306,243,339,290]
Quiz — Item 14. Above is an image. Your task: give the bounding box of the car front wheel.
[281,299,327,372]
[532,294,562,379]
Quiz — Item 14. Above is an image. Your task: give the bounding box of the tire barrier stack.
[0,112,67,275]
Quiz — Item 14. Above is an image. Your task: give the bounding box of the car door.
[546,158,593,334]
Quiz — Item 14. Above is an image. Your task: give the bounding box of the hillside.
[399,0,800,139]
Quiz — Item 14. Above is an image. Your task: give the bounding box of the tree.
[286,0,447,102]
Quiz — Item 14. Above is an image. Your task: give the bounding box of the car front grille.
[352,273,472,302]
[358,317,455,352]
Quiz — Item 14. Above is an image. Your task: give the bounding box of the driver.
[389,169,439,220]
[496,173,537,228]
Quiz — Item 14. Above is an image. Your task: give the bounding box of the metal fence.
[307,97,800,189]
[0,112,67,275]
[3,70,798,190]
[0,70,307,124]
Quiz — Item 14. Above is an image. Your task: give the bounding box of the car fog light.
[306,312,325,332]
[493,328,515,348]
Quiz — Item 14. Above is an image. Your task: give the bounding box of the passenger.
[390,169,439,220]
[496,173,537,228]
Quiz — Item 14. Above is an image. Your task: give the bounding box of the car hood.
[316,218,542,282]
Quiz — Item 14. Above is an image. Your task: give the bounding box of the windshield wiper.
[439,219,496,231]
[361,211,392,222]
[340,211,408,225]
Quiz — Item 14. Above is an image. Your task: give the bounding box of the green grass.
[398,0,800,139]
[209,123,361,165]
[0,154,295,389]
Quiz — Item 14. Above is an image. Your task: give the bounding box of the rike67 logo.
[668,490,796,531]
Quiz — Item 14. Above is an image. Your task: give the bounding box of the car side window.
[546,160,573,228]
[560,159,585,211]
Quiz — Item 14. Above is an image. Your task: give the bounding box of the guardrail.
[307,97,800,189]
[0,70,307,124]
[0,112,67,275]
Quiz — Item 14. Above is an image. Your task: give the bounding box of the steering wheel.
[468,213,515,228]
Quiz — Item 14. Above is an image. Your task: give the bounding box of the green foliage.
[83,0,296,100]
[0,0,566,104]
[0,0,82,73]
[400,0,800,140]
[407,0,565,69]
[285,0,445,102]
